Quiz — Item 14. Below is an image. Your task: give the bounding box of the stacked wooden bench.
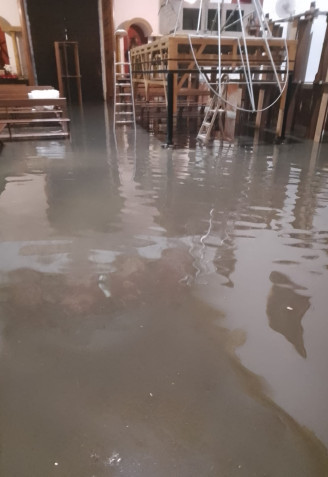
[0,85,70,141]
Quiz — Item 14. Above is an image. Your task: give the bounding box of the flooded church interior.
[0,0,328,475]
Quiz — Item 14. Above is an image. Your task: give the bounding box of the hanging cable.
[253,0,282,92]
[186,0,290,113]
[197,0,204,33]
[217,0,222,95]
[236,0,256,111]
[188,32,289,113]
[174,0,184,36]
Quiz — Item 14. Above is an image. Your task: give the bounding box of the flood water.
[0,104,328,476]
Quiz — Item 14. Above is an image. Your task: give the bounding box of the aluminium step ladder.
[113,52,136,128]
[196,77,229,144]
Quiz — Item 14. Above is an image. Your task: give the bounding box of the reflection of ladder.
[197,79,228,144]
[114,52,136,128]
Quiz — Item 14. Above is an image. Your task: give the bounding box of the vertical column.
[275,86,288,139]
[18,0,36,84]
[166,71,174,146]
[313,85,328,143]
[255,89,265,128]
[54,42,64,97]
[167,37,178,114]
[73,43,83,106]
[101,0,115,101]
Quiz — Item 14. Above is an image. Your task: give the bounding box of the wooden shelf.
[54,41,83,105]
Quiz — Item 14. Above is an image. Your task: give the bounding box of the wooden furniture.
[54,41,82,106]
[0,85,70,140]
[130,34,297,137]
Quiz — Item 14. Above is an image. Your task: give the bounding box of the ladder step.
[114,54,135,128]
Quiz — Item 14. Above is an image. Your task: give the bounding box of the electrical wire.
[186,0,290,113]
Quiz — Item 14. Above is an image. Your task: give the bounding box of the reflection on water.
[267,271,310,358]
[0,105,328,475]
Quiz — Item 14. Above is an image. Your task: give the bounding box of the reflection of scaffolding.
[130,0,297,139]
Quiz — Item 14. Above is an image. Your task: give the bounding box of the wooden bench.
[0,85,70,141]
[3,117,70,140]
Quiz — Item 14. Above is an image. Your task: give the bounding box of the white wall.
[113,0,160,35]
[0,0,20,24]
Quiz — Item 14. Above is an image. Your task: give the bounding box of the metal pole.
[165,71,174,147]
[279,72,294,141]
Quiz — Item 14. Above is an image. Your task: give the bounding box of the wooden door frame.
[101,0,115,101]
[17,0,115,98]
[17,0,36,84]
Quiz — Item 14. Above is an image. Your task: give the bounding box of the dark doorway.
[25,0,103,102]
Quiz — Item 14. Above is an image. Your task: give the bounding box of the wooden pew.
[0,85,70,140]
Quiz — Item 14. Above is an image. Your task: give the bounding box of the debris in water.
[90,451,100,461]
[98,274,111,298]
[104,452,122,466]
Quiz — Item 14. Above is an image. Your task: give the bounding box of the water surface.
[0,105,328,476]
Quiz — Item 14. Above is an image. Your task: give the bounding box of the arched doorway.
[124,24,147,62]
[116,18,152,66]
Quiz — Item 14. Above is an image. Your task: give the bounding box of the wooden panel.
[101,0,115,101]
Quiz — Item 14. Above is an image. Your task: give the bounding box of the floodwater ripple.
[0,114,328,475]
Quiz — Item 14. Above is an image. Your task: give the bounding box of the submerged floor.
[0,104,328,476]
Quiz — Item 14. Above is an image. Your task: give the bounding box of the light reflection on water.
[0,109,328,474]
[183,140,328,447]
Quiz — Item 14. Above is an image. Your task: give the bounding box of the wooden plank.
[101,0,115,100]
[0,85,54,94]
[18,0,36,85]
[0,98,68,112]
[0,108,63,114]
[5,119,69,125]
[314,86,328,143]
[276,85,288,138]
[6,118,70,123]
[0,131,69,140]
[255,89,265,128]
